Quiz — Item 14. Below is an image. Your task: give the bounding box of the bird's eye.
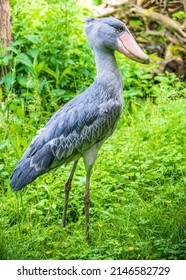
[116,26,124,33]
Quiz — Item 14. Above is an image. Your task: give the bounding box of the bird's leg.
[83,146,99,241]
[62,160,78,227]
[84,169,91,241]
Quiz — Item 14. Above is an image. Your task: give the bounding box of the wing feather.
[10,82,122,190]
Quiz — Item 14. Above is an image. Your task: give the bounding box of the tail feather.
[10,158,44,191]
[10,144,56,191]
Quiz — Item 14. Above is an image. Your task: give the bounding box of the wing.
[10,83,122,190]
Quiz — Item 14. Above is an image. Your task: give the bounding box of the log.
[0,0,12,48]
[131,6,186,42]
[163,44,186,76]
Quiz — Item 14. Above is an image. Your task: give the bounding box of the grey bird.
[10,18,149,239]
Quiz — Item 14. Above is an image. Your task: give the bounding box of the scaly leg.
[62,160,78,227]
[84,170,91,241]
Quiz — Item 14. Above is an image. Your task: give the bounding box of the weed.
[0,0,185,260]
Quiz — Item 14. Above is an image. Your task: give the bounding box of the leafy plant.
[0,0,185,261]
[1,0,93,109]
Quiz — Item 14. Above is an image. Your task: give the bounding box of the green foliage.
[1,0,94,109]
[1,74,185,259]
[92,0,103,6]
[172,11,186,21]
[0,0,186,260]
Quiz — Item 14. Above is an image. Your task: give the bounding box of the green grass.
[0,0,185,261]
[0,89,185,260]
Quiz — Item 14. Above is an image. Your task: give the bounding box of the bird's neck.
[94,49,123,86]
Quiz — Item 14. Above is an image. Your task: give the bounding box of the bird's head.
[85,18,149,64]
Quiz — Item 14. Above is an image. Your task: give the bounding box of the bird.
[10,17,149,239]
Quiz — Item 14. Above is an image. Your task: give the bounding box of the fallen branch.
[93,4,115,17]
[104,0,133,7]
[131,5,186,41]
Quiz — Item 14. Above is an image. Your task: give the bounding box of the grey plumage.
[10,18,149,238]
[11,78,122,190]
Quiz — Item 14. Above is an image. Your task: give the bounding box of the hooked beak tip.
[142,56,150,64]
